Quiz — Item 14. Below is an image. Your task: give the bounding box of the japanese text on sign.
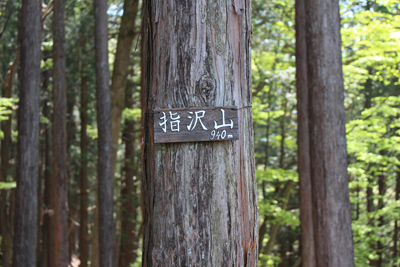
[153,106,239,143]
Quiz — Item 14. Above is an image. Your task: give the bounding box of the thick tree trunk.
[12,0,41,264]
[295,0,316,266]
[110,0,139,169]
[0,48,19,267]
[305,1,355,266]
[94,0,115,264]
[52,0,69,265]
[79,74,89,267]
[141,1,258,266]
[118,82,140,266]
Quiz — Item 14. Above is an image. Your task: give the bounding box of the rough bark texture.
[94,0,115,264]
[295,0,316,266]
[110,0,139,168]
[1,48,19,267]
[118,82,140,267]
[52,0,69,265]
[12,0,41,265]
[79,74,89,267]
[141,1,258,266]
[42,68,54,267]
[305,1,355,266]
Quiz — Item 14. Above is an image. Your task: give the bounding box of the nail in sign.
[153,106,239,143]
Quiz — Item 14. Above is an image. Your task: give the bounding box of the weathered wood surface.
[94,0,115,264]
[153,106,239,143]
[295,0,316,266]
[13,0,41,265]
[142,0,258,266]
[305,0,355,266]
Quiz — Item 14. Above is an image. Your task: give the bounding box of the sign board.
[153,106,239,143]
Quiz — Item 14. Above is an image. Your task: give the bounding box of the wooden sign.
[153,106,239,143]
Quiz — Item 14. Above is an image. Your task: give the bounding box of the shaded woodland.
[0,0,399,266]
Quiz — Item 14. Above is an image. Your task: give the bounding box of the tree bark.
[52,0,69,264]
[295,0,316,266]
[1,47,19,267]
[42,67,54,267]
[305,1,355,266]
[79,74,89,267]
[118,81,140,267]
[94,0,115,264]
[141,1,258,266]
[12,0,41,264]
[110,0,139,169]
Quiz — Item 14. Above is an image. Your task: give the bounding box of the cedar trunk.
[295,0,316,266]
[52,0,69,264]
[118,82,140,266]
[79,74,89,267]
[141,1,258,266]
[305,1,355,266]
[94,0,115,264]
[12,0,41,265]
[110,0,139,168]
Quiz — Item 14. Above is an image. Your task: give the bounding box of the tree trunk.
[141,1,258,266]
[79,74,89,267]
[394,170,400,267]
[118,81,140,266]
[295,0,316,266]
[377,173,385,267]
[94,0,115,264]
[12,0,41,264]
[1,48,19,267]
[52,0,69,264]
[42,67,54,267]
[305,1,355,266]
[110,0,139,169]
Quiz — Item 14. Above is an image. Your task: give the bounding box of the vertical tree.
[79,73,89,267]
[141,1,258,266]
[52,0,69,264]
[305,0,355,266]
[12,0,41,265]
[110,0,139,167]
[295,0,316,266]
[118,81,140,266]
[94,0,115,264]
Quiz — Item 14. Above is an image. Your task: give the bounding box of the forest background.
[0,0,400,266]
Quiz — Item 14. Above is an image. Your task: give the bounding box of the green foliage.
[0,182,16,190]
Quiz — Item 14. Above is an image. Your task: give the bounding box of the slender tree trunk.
[1,48,19,267]
[42,67,54,267]
[110,0,139,169]
[141,1,258,266]
[377,172,385,267]
[305,0,355,266]
[118,82,140,266]
[12,0,41,264]
[79,74,89,267]
[394,170,400,267]
[94,0,115,264]
[295,0,316,266]
[52,0,69,264]
[263,181,295,256]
